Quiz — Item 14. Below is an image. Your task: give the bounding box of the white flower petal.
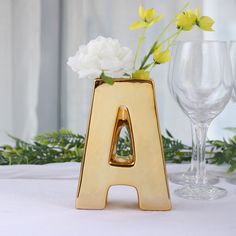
[67,36,134,79]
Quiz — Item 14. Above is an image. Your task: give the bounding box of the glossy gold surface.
[76,79,171,211]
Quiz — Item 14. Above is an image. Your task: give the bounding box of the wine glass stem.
[190,123,197,172]
[185,123,197,175]
[191,122,209,185]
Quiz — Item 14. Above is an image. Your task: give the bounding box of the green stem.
[148,29,182,72]
[139,21,175,70]
[168,29,182,48]
[159,30,181,47]
[139,2,189,69]
[139,42,157,70]
[142,61,155,71]
[134,28,146,68]
[156,20,176,44]
[149,62,156,72]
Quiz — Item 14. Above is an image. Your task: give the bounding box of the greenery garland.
[0,128,235,174]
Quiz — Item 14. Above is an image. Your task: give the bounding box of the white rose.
[67,36,134,79]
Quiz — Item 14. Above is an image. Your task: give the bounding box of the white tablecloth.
[0,163,235,236]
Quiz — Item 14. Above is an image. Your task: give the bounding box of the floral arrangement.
[67,2,214,84]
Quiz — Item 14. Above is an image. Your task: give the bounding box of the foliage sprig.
[0,128,235,174]
[0,129,84,165]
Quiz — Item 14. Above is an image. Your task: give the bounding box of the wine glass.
[226,41,236,185]
[168,43,220,186]
[168,41,232,200]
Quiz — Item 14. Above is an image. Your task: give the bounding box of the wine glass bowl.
[169,41,232,200]
[170,41,232,125]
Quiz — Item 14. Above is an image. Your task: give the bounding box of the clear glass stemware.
[227,41,236,185]
[168,41,232,200]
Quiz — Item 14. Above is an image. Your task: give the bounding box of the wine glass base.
[175,184,227,200]
[169,172,219,185]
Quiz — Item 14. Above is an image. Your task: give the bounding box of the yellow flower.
[153,45,171,64]
[132,70,151,80]
[176,10,197,31]
[129,4,163,30]
[195,9,214,31]
[197,16,214,31]
[176,8,214,31]
[195,8,200,18]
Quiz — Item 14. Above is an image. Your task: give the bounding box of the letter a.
[76,79,171,211]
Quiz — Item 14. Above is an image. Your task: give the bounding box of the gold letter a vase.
[76,79,171,211]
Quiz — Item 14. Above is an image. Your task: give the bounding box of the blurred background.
[0,0,236,145]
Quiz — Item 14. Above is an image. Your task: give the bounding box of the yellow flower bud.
[176,10,197,31]
[132,70,151,80]
[197,16,214,31]
[153,45,171,64]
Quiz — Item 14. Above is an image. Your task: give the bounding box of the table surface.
[0,163,235,236]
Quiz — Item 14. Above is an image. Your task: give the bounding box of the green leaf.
[100,72,114,85]
[227,160,236,173]
[166,129,173,138]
